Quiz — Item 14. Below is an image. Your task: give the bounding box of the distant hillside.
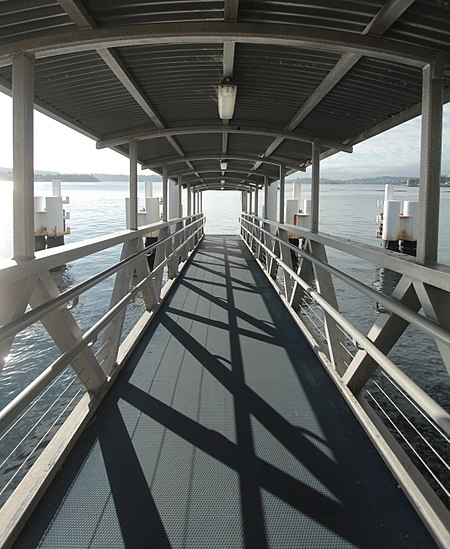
[0,167,161,183]
[1,167,447,186]
[0,167,98,182]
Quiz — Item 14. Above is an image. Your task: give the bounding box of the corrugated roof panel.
[174,134,222,155]
[298,59,423,143]
[139,137,187,166]
[0,1,77,45]
[227,134,275,157]
[117,44,222,127]
[233,44,342,129]
[83,0,224,26]
[239,0,382,32]
[385,1,450,54]
[31,52,157,138]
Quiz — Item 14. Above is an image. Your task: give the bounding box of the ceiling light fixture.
[220,160,228,170]
[218,78,237,120]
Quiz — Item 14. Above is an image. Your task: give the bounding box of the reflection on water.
[372,266,402,314]
[372,266,402,296]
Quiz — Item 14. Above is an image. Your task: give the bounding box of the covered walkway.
[16,236,437,549]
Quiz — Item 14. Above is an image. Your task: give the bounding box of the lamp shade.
[218,82,237,120]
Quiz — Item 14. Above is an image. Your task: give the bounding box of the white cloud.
[320,104,450,179]
[1,92,449,179]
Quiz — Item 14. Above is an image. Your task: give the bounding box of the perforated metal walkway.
[16,236,438,548]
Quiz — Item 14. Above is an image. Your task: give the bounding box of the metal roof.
[0,0,449,190]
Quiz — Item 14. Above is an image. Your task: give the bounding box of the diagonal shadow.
[186,261,261,292]
[97,403,172,548]
[165,306,283,349]
[180,278,277,337]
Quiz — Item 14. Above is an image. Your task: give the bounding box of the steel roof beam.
[0,23,444,69]
[252,0,417,170]
[187,176,258,187]
[167,169,270,179]
[222,0,239,157]
[142,154,305,171]
[55,0,201,179]
[97,125,353,153]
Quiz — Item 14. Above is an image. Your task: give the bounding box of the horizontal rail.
[242,214,450,291]
[240,218,450,438]
[241,215,450,348]
[0,214,203,285]
[0,220,205,434]
[0,216,203,345]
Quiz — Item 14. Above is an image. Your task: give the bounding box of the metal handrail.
[241,213,450,291]
[240,217,450,438]
[0,213,204,285]
[0,215,203,345]
[240,215,450,348]
[0,221,205,434]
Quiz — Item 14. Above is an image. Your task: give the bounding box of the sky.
[0,91,449,180]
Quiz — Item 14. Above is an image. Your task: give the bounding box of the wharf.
[15,236,438,549]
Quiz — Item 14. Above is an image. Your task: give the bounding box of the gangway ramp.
[15,236,438,548]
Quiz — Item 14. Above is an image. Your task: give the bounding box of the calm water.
[0,180,449,502]
[1,180,449,402]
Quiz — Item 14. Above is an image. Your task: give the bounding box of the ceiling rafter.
[55,0,202,180]
[172,169,270,181]
[251,0,417,171]
[187,176,258,188]
[142,154,304,171]
[97,125,353,152]
[221,0,239,157]
[0,22,441,69]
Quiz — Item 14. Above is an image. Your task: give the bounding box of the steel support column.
[129,140,138,230]
[254,185,259,216]
[12,54,35,261]
[168,177,178,220]
[417,59,444,264]
[187,183,192,215]
[162,164,168,221]
[264,176,268,219]
[279,166,286,224]
[178,175,183,217]
[311,139,321,233]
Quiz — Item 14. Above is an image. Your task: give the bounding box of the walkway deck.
[16,236,437,548]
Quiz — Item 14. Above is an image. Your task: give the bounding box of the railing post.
[12,54,35,261]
